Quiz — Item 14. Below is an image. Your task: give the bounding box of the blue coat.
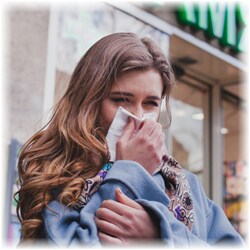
[43,160,244,247]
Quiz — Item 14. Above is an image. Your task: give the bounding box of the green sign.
[177,2,247,53]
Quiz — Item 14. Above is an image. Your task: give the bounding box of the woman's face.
[101,69,163,134]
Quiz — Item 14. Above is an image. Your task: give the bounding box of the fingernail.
[117,187,123,195]
[139,121,144,129]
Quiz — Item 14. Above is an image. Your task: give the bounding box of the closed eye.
[144,101,159,107]
[110,97,129,103]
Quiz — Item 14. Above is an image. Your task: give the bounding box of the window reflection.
[170,80,209,184]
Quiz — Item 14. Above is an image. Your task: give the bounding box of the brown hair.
[16,32,175,241]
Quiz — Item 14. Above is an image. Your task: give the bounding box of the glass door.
[222,91,248,239]
[168,76,210,192]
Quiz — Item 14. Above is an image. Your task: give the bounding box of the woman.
[16,33,244,247]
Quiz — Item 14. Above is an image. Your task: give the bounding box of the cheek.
[100,100,118,132]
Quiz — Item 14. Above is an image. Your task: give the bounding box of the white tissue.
[106,106,157,162]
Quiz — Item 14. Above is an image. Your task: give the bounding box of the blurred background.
[2,1,248,246]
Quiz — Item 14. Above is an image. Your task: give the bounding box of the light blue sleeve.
[187,172,244,246]
[43,160,170,247]
[183,172,245,246]
[43,160,244,247]
[103,162,245,247]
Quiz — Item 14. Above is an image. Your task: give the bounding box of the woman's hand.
[95,188,160,245]
[116,118,166,174]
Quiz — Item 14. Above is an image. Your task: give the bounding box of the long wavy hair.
[16,32,175,241]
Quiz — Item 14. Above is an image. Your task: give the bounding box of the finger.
[96,207,124,225]
[118,117,135,142]
[100,199,136,216]
[95,205,135,238]
[137,119,157,137]
[115,188,143,210]
[98,231,122,245]
[153,132,165,150]
[95,216,122,237]
[149,123,162,139]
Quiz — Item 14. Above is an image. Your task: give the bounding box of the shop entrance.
[168,35,247,238]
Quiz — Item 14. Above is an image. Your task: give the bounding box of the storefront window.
[222,91,248,239]
[54,3,170,103]
[169,79,210,186]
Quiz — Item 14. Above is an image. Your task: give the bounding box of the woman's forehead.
[110,69,163,96]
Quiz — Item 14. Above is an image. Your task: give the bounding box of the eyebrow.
[110,91,134,97]
[110,91,161,100]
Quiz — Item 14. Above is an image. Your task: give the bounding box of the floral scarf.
[160,155,194,231]
[75,157,194,231]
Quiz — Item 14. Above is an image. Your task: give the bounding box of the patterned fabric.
[74,163,112,211]
[75,158,194,231]
[160,155,194,231]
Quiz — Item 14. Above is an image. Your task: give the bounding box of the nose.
[130,106,144,119]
